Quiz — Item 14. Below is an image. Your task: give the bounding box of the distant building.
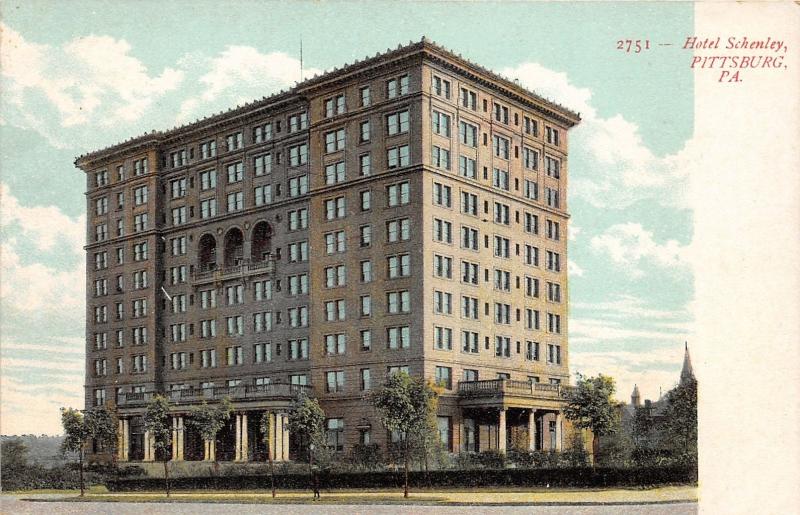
[75,38,581,464]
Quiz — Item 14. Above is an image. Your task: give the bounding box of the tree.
[259,411,276,498]
[143,395,173,497]
[563,374,621,463]
[84,406,118,462]
[369,371,438,498]
[186,398,233,464]
[2,439,29,471]
[660,378,698,464]
[60,408,87,496]
[287,393,325,461]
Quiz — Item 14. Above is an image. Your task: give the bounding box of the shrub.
[346,443,384,471]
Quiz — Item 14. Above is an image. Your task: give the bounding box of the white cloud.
[569,226,582,241]
[500,63,692,209]
[568,259,584,277]
[0,374,83,435]
[573,294,689,321]
[176,46,322,123]
[590,222,688,278]
[1,23,183,137]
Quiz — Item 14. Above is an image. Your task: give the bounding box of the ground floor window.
[326,418,344,451]
[437,416,452,451]
[462,418,476,452]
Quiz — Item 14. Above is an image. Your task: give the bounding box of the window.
[432,111,451,136]
[494,269,511,291]
[324,300,346,322]
[288,208,309,230]
[95,170,108,187]
[200,139,217,158]
[255,185,273,206]
[171,236,186,256]
[526,276,540,298]
[460,87,477,109]
[358,190,371,211]
[226,191,243,212]
[523,147,539,171]
[253,123,272,143]
[289,175,309,196]
[461,226,479,251]
[546,251,561,272]
[545,187,560,208]
[459,155,477,179]
[170,150,187,168]
[546,126,560,146]
[226,346,244,366]
[388,365,410,376]
[133,186,148,205]
[360,86,371,107]
[289,143,308,166]
[359,225,371,247]
[132,298,148,318]
[435,367,452,389]
[324,197,346,220]
[493,168,510,190]
[360,329,372,351]
[360,368,371,391]
[547,313,562,334]
[545,155,561,178]
[326,418,345,451]
[225,285,244,305]
[254,154,272,176]
[95,197,108,215]
[434,326,453,350]
[546,220,560,240]
[200,289,217,308]
[116,191,124,209]
[547,344,562,364]
[523,180,539,202]
[360,261,372,283]
[434,290,452,314]
[133,241,148,261]
[462,261,479,284]
[492,135,510,159]
[387,254,411,278]
[132,326,148,345]
[434,254,452,278]
[387,145,410,169]
[288,306,309,327]
[288,241,309,262]
[94,279,108,297]
[226,132,243,151]
[387,290,410,314]
[253,312,273,333]
[527,309,541,330]
[454,120,478,149]
[324,333,347,355]
[359,153,371,176]
[433,183,452,207]
[289,339,309,360]
[290,374,309,386]
[495,303,511,324]
[288,112,308,133]
[200,320,217,338]
[385,218,411,243]
[93,388,106,407]
[387,110,410,135]
[133,158,148,176]
[548,282,561,302]
[226,315,244,336]
[493,103,509,124]
[495,336,511,357]
[432,75,451,98]
[431,146,450,169]
[226,162,243,183]
[94,333,107,350]
[525,213,539,235]
[461,296,478,319]
[201,349,217,368]
[524,116,538,137]
[494,236,510,258]
[360,120,370,142]
[526,341,540,361]
[324,161,346,185]
[387,326,410,349]
[324,231,345,254]
[200,198,217,219]
[132,354,148,372]
[254,280,272,301]
[253,342,272,363]
[433,218,452,243]
[325,265,346,288]
[94,251,108,270]
[494,202,510,225]
[387,182,410,207]
[386,74,409,98]
[360,295,371,317]
[133,270,148,289]
[134,213,148,232]
[325,129,346,153]
[324,94,346,118]
[461,191,478,216]
[462,331,479,353]
[326,372,345,394]
[199,169,216,190]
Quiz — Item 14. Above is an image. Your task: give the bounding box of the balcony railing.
[457,379,574,400]
[192,255,276,284]
[117,382,311,407]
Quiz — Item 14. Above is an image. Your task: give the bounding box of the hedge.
[106,465,697,491]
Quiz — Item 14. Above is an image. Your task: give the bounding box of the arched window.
[224,228,244,267]
[251,221,273,262]
[198,234,217,271]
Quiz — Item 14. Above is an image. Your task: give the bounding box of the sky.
[0,1,695,435]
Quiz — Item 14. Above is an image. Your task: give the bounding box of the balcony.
[457,379,574,405]
[191,255,276,285]
[117,382,311,407]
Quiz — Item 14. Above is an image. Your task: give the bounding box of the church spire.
[631,384,641,407]
[680,341,695,385]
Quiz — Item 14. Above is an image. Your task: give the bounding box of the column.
[234,413,242,461]
[171,416,185,461]
[117,419,126,461]
[204,439,216,461]
[143,430,153,462]
[498,408,507,453]
[241,412,249,462]
[280,413,290,462]
[274,413,285,461]
[122,419,130,461]
[527,409,537,451]
[555,412,563,452]
[177,416,185,461]
[267,411,276,461]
